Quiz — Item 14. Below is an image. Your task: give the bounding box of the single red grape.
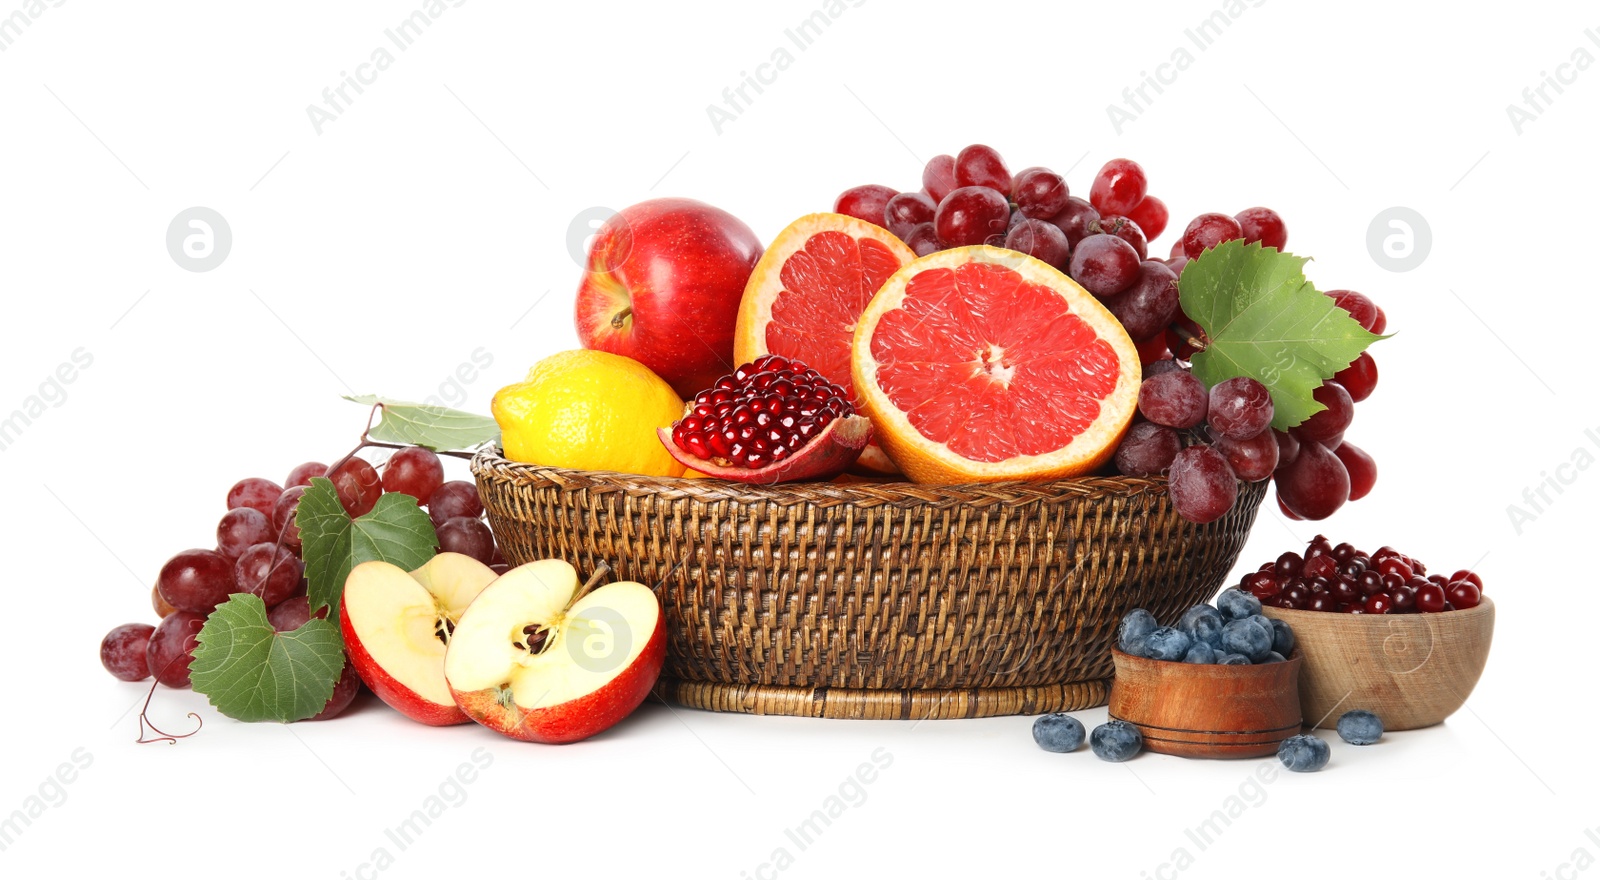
[1113,421,1182,477]
[834,185,897,228]
[1012,168,1069,219]
[1215,429,1280,482]
[1069,233,1142,296]
[427,481,484,528]
[1047,197,1100,249]
[235,543,302,607]
[1181,213,1243,259]
[330,457,383,518]
[273,486,308,554]
[884,191,937,239]
[1101,261,1178,341]
[1333,441,1377,500]
[157,549,238,614]
[437,516,496,565]
[285,461,327,488]
[1167,445,1238,524]
[1297,382,1354,443]
[1235,207,1287,250]
[1138,370,1209,429]
[1126,195,1169,240]
[217,507,275,561]
[954,144,1011,195]
[935,186,1010,247]
[1089,158,1147,216]
[101,623,156,682]
[1275,441,1350,520]
[382,446,445,503]
[147,611,205,689]
[1003,218,1070,268]
[1335,352,1379,402]
[922,155,958,203]
[226,478,283,518]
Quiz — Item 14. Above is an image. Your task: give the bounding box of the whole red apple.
[574,198,763,398]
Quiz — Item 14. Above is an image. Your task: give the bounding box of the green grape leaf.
[190,594,345,723]
[1178,240,1383,430]
[298,477,438,617]
[343,395,499,451]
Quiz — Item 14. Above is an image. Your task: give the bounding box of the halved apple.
[443,559,665,744]
[339,552,498,726]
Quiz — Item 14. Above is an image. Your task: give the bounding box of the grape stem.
[1169,322,1208,354]
[136,665,203,745]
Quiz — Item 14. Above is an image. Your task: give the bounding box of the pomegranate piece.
[661,355,873,484]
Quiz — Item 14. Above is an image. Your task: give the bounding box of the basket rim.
[470,445,1190,506]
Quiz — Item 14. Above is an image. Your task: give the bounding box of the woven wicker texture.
[472,449,1267,719]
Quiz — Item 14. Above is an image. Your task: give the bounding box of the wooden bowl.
[1107,648,1304,758]
[1262,597,1495,731]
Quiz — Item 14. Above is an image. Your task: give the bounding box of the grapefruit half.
[734,213,915,474]
[850,246,1141,484]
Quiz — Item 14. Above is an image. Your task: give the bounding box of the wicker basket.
[472,448,1267,720]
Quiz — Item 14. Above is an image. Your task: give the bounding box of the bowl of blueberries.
[1107,588,1304,758]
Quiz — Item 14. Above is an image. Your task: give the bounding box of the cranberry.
[1446,581,1482,610]
[1332,542,1358,563]
[1364,593,1394,615]
[1303,554,1339,581]
[1332,579,1361,604]
[1283,582,1311,609]
[1376,557,1414,581]
[1388,585,1416,613]
[1305,535,1333,558]
[1451,570,1484,590]
[1308,592,1337,613]
[1357,571,1385,597]
[1415,583,1448,613]
[1245,571,1281,600]
[1274,552,1303,579]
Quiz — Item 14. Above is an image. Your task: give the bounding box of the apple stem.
[610,307,632,330]
[571,561,613,606]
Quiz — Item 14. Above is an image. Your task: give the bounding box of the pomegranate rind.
[850,246,1141,484]
[734,213,914,475]
[656,415,873,485]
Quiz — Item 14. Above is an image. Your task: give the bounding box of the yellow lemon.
[491,350,686,476]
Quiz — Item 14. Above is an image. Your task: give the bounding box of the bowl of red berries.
[1244,536,1495,731]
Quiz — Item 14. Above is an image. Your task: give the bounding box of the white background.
[3,1,1596,877]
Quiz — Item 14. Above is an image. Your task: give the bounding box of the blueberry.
[1183,642,1218,664]
[1117,609,1158,656]
[1142,626,1193,662]
[1221,617,1273,662]
[1277,734,1331,772]
[1216,588,1262,621]
[1216,653,1251,665]
[1262,651,1287,663]
[1032,713,1087,753]
[1178,604,1225,647]
[1337,710,1384,746]
[1268,617,1296,656]
[1090,720,1144,762]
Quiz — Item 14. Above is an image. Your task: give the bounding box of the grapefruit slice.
[734,213,915,474]
[851,246,1141,483]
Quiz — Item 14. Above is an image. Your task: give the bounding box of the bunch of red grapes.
[97,448,503,715]
[1238,535,1484,615]
[833,146,1384,524]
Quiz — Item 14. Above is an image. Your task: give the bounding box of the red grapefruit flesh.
[851,246,1141,483]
